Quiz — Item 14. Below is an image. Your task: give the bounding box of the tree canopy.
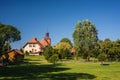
[98,39,120,61]
[56,42,72,50]
[0,23,21,55]
[56,38,72,50]
[55,38,73,59]
[60,38,73,47]
[43,45,58,64]
[73,20,98,60]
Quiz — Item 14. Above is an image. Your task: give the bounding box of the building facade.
[23,32,51,55]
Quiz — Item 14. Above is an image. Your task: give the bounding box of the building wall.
[24,43,41,53]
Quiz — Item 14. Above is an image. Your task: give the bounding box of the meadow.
[0,56,120,80]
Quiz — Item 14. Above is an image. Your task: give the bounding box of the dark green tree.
[115,39,120,61]
[98,38,120,61]
[98,52,107,64]
[49,49,59,64]
[0,23,21,55]
[73,20,98,60]
[43,45,59,64]
[72,21,82,60]
[2,41,11,53]
[43,45,53,60]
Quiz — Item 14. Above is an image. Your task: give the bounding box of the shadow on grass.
[100,63,110,66]
[0,59,96,80]
[39,73,96,80]
[0,64,69,79]
[0,64,96,80]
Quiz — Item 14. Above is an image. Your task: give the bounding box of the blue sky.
[0,0,120,49]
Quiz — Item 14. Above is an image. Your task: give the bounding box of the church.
[23,32,51,55]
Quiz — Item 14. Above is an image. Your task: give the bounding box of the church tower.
[45,32,51,45]
[46,32,49,38]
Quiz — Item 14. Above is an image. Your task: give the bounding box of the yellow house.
[1,49,24,63]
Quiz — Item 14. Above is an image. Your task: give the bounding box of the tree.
[43,45,53,60]
[115,39,120,61]
[56,42,72,50]
[43,45,59,64]
[0,23,21,55]
[98,52,107,64]
[73,20,98,60]
[60,38,73,47]
[2,41,11,54]
[72,21,82,60]
[98,38,120,61]
[55,41,72,59]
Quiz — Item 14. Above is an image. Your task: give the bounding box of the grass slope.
[0,56,120,80]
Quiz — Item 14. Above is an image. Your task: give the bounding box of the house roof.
[40,38,49,47]
[23,32,51,48]
[71,48,76,53]
[14,49,24,55]
[28,38,38,43]
[4,49,24,55]
[23,38,43,48]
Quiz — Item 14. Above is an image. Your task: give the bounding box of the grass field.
[0,56,120,80]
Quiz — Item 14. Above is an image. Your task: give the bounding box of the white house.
[23,32,51,55]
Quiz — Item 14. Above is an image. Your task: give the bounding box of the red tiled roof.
[23,38,41,48]
[40,38,50,47]
[23,33,51,48]
[28,38,38,43]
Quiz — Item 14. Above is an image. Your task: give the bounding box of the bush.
[48,54,59,64]
[25,51,29,56]
[43,45,59,64]
[98,53,107,64]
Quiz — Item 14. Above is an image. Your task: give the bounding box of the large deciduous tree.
[73,20,98,60]
[0,23,21,55]
[56,38,73,59]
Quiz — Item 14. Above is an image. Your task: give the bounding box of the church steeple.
[44,32,51,45]
[46,32,49,38]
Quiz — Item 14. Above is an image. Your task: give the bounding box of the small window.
[29,44,32,47]
[33,44,36,47]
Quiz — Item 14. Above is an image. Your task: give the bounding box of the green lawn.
[0,56,120,80]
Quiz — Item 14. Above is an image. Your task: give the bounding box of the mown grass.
[0,56,120,80]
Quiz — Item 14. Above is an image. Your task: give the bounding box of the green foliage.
[56,39,73,60]
[0,23,21,42]
[58,48,72,59]
[25,51,29,56]
[98,53,107,62]
[64,48,73,59]
[0,23,21,55]
[48,54,58,64]
[98,39,120,61]
[43,45,59,64]
[43,45,53,60]
[60,38,73,47]
[2,41,11,54]
[73,20,98,60]
[58,49,65,59]
[56,42,72,50]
